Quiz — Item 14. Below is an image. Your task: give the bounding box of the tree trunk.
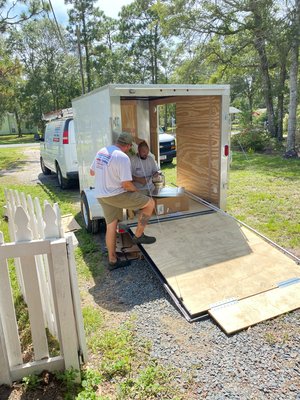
[82,16,91,92]
[277,57,287,141]
[250,4,277,136]
[76,26,85,95]
[154,24,159,84]
[253,35,276,137]
[14,109,22,137]
[286,0,300,157]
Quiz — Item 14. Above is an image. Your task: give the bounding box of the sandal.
[108,258,130,271]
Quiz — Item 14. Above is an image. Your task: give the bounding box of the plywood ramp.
[209,281,300,334]
[140,213,300,332]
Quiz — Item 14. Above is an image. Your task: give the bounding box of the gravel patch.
[91,258,300,399]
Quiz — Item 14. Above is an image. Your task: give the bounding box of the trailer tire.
[81,193,99,234]
[56,163,70,189]
[40,157,51,175]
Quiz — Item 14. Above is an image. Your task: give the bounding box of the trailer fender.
[80,188,104,233]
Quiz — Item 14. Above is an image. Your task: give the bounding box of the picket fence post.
[14,207,49,360]
[0,232,23,367]
[1,189,86,384]
[0,312,11,385]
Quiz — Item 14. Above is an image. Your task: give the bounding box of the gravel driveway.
[5,146,300,399]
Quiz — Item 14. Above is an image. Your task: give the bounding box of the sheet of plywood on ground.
[61,214,81,233]
[142,213,300,316]
[121,100,138,138]
[209,282,300,334]
[176,96,221,206]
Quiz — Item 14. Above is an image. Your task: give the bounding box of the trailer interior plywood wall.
[121,100,138,140]
[176,96,221,206]
[149,95,222,207]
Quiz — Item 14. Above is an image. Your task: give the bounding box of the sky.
[51,0,134,25]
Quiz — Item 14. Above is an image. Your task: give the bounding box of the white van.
[40,114,78,189]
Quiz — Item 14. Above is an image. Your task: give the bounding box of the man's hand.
[122,180,138,192]
[132,175,147,185]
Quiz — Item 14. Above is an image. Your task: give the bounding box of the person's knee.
[149,198,155,208]
[106,219,118,232]
[144,198,155,211]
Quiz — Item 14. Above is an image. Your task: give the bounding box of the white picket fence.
[0,189,87,385]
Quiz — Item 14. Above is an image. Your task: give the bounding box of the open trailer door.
[127,207,300,334]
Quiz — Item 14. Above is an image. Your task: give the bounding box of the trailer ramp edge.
[127,211,300,334]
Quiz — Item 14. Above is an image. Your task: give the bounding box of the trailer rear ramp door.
[131,212,300,334]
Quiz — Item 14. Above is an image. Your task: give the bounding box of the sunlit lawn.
[227,152,300,251]
[0,133,37,145]
[162,153,300,253]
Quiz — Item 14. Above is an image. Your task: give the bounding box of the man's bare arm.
[122,180,138,192]
[132,175,147,185]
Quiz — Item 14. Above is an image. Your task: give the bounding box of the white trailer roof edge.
[72,83,230,102]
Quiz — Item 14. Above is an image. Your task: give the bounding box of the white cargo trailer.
[72,84,230,230]
[72,84,300,333]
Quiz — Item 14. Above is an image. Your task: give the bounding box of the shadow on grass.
[231,152,300,179]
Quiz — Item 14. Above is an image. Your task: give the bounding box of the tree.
[89,13,128,86]
[286,0,300,157]
[8,19,81,126]
[118,0,169,84]
[156,0,293,139]
[0,37,23,131]
[0,0,45,32]
[66,0,99,92]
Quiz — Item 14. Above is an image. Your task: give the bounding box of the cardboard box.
[154,195,189,215]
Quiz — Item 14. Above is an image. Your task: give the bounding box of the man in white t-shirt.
[131,141,159,193]
[90,132,156,270]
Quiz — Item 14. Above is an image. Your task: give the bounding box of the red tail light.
[224,144,229,157]
[63,129,69,144]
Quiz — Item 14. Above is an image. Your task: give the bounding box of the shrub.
[231,127,272,152]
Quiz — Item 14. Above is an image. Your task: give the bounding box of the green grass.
[161,157,177,186]
[0,147,24,171]
[227,152,300,251]
[161,153,300,253]
[0,134,37,145]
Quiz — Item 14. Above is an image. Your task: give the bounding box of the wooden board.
[209,282,300,334]
[121,100,138,138]
[176,96,221,206]
[140,213,300,321]
[148,96,222,207]
[61,214,81,233]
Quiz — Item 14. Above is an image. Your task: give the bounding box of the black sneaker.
[108,259,130,271]
[132,233,156,245]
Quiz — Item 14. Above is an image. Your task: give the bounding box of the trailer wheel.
[40,157,51,175]
[56,163,70,189]
[81,193,99,234]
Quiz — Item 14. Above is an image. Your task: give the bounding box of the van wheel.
[81,193,99,234]
[40,157,51,175]
[56,164,70,189]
